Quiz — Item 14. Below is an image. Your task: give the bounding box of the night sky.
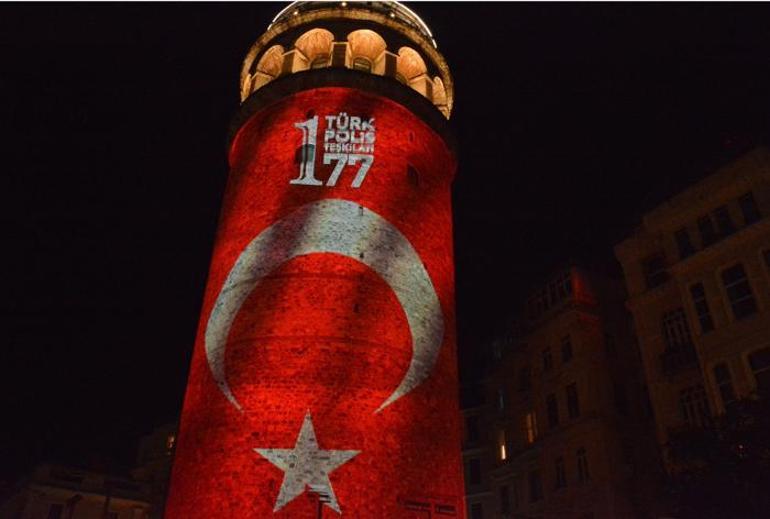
[2,2,770,482]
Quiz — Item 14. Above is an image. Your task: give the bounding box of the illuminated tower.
[165,2,463,517]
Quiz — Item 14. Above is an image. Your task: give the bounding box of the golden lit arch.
[294,28,334,65]
[347,29,387,68]
[255,44,285,77]
[397,46,427,80]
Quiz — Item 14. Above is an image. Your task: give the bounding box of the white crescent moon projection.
[205,198,444,413]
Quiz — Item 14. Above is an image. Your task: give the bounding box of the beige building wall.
[465,268,657,519]
[615,147,770,468]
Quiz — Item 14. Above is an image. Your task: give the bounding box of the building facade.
[615,147,770,470]
[0,465,151,519]
[165,2,466,517]
[464,268,658,519]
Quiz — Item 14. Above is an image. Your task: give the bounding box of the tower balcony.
[240,1,453,118]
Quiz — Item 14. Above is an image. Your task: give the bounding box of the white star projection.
[255,413,359,513]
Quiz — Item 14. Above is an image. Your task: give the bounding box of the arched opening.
[255,44,285,77]
[294,28,334,69]
[249,44,285,92]
[396,46,427,81]
[347,29,387,73]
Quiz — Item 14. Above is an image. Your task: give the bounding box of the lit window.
[689,283,714,333]
[713,363,736,407]
[524,411,538,444]
[577,448,590,482]
[739,191,761,225]
[721,264,757,320]
[675,227,695,259]
[679,385,709,428]
[566,383,580,419]
[561,335,573,362]
[499,429,507,461]
[166,434,176,451]
[555,456,567,489]
[748,347,770,398]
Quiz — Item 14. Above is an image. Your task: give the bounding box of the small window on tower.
[352,56,372,73]
[310,55,329,69]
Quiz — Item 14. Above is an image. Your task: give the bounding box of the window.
[566,383,580,419]
[518,366,531,392]
[697,215,717,247]
[47,504,64,519]
[555,456,567,489]
[748,347,770,398]
[713,205,735,237]
[721,264,757,319]
[542,348,553,372]
[614,382,628,415]
[528,470,543,502]
[352,56,372,72]
[642,253,668,289]
[466,415,479,444]
[499,485,511,514]
[497,387,507,412]
[576,448,590,482]
[470,502,483,519]
[679,385,709,428]
[310,55,329,69]
[469,458,481,485]
[561,335,573,362]
[662,308,693,350]
[675,227,695,259]
[499,429,507,461]
[689,283,714,333]
[713,363,736,407]
[524,411,538,443]
[547,393,559,429]
[739,191,761,225]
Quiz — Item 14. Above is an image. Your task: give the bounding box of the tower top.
[240,1,453,117]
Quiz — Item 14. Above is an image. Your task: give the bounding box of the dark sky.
[2,2,769,481]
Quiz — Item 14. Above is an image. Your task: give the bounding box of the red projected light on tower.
[165,3,464,517]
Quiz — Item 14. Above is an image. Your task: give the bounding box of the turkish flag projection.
[165,87,465,518]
